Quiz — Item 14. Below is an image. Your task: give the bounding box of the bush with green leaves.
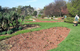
[64,17,80,23]
[7,30,13,34]
[2,31,7,35]
[38,14,41,17]
[78,19,80,24]
[0,11,24,33]
[18,27,22,30]
[41,15,46,19]
[64,17,74,23]
[0,33,2,35]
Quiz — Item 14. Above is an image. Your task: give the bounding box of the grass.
[24,19,33,21]
[40,19,61,21]
[0,19,80,51]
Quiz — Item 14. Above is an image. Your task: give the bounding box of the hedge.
[64,17,80,23]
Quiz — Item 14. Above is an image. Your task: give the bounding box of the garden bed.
[0,27,70,51]
[0,24,40,35]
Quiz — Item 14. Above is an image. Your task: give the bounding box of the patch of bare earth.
[1,27,70,51]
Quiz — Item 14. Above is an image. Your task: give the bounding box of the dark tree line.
[44,0,69,17]
[44,0,80,17]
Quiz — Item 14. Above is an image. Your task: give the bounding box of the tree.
[61,5,69,15]
[44,0,67,17]
[67,0,80,16]
[17,6,22,14]
[0,6,2,12]
[44,3,54,16]
[33,11,37,16]
[54,0,66,17]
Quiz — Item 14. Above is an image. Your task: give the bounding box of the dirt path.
[2,27,70,51]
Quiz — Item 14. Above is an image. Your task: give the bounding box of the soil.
[0,27,70,51]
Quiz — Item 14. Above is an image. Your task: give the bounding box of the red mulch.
[5,27,70,51]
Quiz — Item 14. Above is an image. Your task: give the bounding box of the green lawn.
[24,19,33,21]
[0,20,80,51]
[39,19,62,21]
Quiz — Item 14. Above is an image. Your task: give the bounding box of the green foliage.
[38,14,41,17]
[0,11,24,32]
[7,30,13,34]
[24,20,33,22]
[11,28,18,32]
[33,11,37,16]
[9,23,13,26]
[0,12,2,19]
[41,15,46,18]
[0,33,2,35]
[18,27,22,30]
[67,0,80,16]
[2,31,7,35]
[13,22,16,26]
[25,16,31,20]
[64,17,74,23]
[78,19,80,23]
[64,17,80,23]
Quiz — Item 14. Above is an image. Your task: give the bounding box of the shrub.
[38,14,41,17]
[78,19,80,24]
[2,31,7,35]
[7,30,13,34]
[64,17,74,23]
[51,17,53,19]
[41,15,46,19]
[64,17,80,23]
[18,27,22,30]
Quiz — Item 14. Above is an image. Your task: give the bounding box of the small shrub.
[2,31,7,35]
[11,28,18,32]
[64,17,74,23]
[51,17,53,19]
[7,30,13,34]
[38,14,41,17]
[18,27,22,30]
[78,19,80,24]
[41,15,46,19]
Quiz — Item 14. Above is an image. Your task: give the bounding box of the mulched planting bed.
[0,27,70,51]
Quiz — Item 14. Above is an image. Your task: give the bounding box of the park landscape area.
[0,0,80,51]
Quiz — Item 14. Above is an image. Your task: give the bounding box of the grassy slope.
[0,22,80,51]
